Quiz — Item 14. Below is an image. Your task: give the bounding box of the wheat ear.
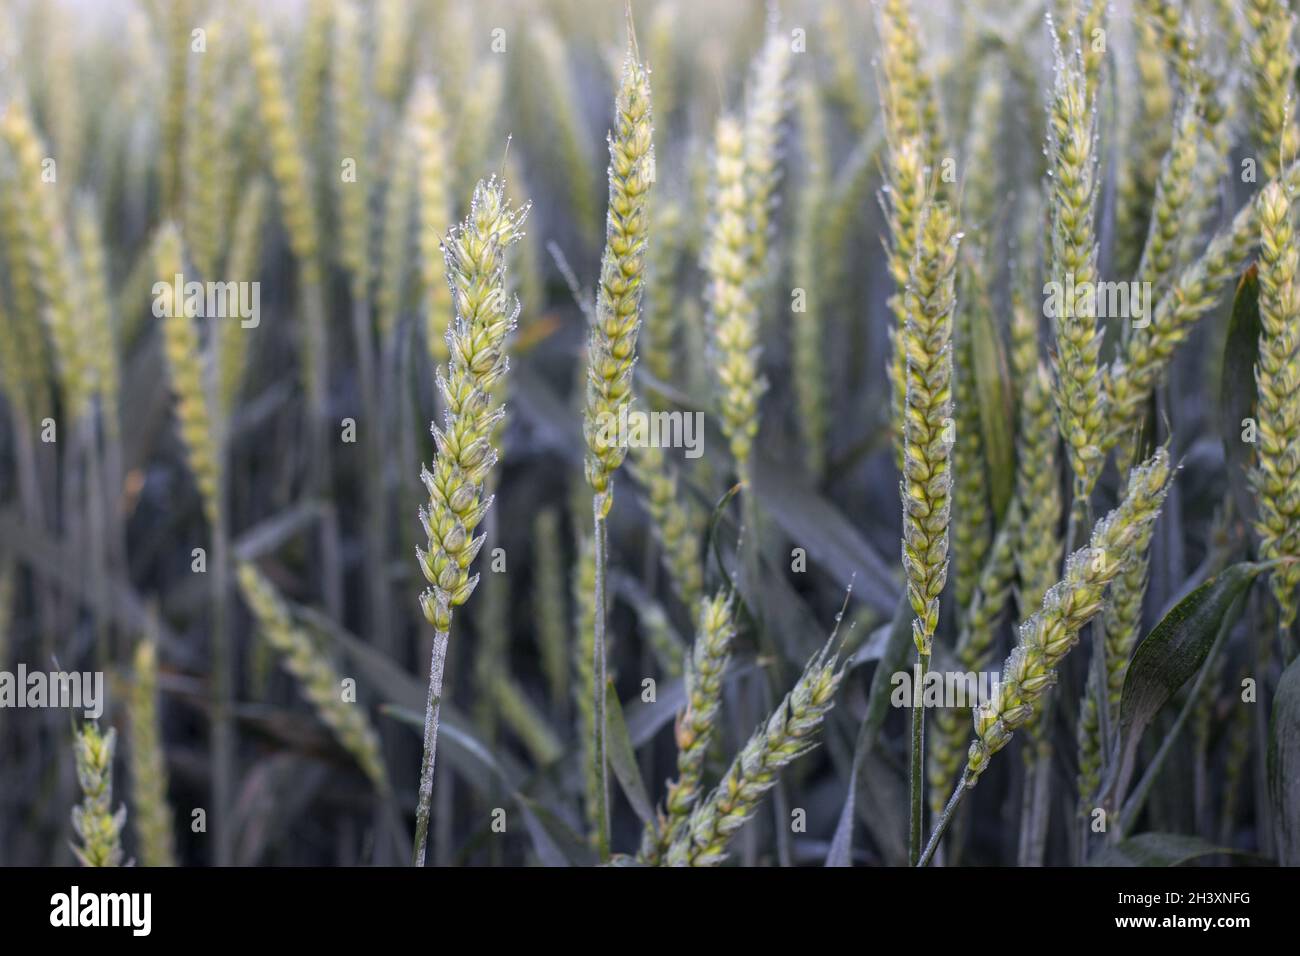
[1252,181,1300,630]
[237,563,389,792]
[581,35,654,860]
[640,592,736,863]
[155,224,223,529]
[129,636,177,867]
[1046,37,1106,507]
[330,0,371,301]
[412,177,528,865]
[1245,0,1300,183]
[742,24,791,275]
[630,443,704,615]
[665,640,843,866]
[705,115,764,478]
[0,102,95,422]
[412,78,454,363]
[966,449,1173,785]
[71,723,126,867]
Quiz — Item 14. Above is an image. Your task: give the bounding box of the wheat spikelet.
[129,636,177,867]
[705,115,764,478]
[901,198,960,656]
[582,41,654,513]
[237,563,389,791]
[155,224,222,529]
[1251,181,1300,629]
[71,723,126,867]
[641,592,735,863]
[665,640,843,866]
[1245,0,1299,182]
[411,77,454,364]
[964,449,1173,787]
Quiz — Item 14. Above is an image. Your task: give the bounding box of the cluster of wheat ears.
[2,0,1300,868]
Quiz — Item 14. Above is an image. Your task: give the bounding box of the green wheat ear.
[582,40,654,514]
[72,722,127,867]
[965,449,1173,787]
[129,635,178,867]
[1252,181,1300,629]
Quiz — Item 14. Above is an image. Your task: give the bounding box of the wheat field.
[1,0,1299,869]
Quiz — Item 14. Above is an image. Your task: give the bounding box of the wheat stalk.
[412,177,527,865]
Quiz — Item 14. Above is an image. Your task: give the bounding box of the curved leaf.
[1218,267,1260,526]
[1268,654,1300,865]
[605,678,654,826]
[1089,832,1232,867]
[1109,562,1263,808]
